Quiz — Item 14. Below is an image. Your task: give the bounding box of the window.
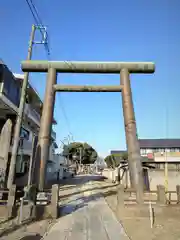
[155,163,161,169]
[170,148,176,152]
[140,149,147,155]
[158,148,165,153]
[20,127,30,140]
[15,155,22,173]
[47,167,52,173]
[23,161,28,173]
[160,163,165,170]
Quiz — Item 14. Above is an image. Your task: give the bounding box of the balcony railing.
[9,139,33,155]
[24,104,40,126]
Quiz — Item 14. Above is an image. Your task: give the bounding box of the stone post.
[176,185,180,204]
[50,184,59,219]
[7,184,16,219]
[157,185,166,205]
[117,184,124,207]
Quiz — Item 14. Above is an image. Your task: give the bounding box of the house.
[139,138,180,156]
[0,60,58,187]
[111,139,180,164]
[111,139,180,190]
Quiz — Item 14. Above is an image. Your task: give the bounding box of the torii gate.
[21,60,155,202]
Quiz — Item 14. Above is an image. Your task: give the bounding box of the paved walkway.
[43,175,129,240]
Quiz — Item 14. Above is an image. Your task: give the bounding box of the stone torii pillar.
[120,68,144,202]
[38,68,57,190]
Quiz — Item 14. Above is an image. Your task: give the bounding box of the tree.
[121,152,128,161]
[104,155,114,168]
[104,151,128,169]
[62,142,97,164]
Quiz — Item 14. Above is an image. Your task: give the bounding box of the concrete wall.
[102,168,119,182]
[102,168,180,191]
[123,170,180,191]
[148,170,180,191]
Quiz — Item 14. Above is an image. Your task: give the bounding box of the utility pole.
[27,134,38,187]
[7,25,35,189]
[79,147,83,173]
[164,150,168,191]
[79,147,82,165]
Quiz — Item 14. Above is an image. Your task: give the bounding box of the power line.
[25,0,75,140]
[57,94,72,133]
[28,0,51,56]
[29,0,44,26]
[25,0,50,56]
[25,0,76,71]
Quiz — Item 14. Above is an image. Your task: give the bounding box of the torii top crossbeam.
[21,60,155,74]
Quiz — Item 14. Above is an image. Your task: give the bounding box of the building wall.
[148,170,180,191]
[0,64,59,187]
[2,66,21,107]
[120,168,180,191]
[102,168,118,182]
[140,147,180,156]
[103,166,180,191]
[46,154,67,182]
[46,162,57,182]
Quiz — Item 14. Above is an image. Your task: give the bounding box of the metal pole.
[165,151,168,191]
[38,67,57,191]
[79,147,83,173]
[80,148,82,165]
[120,68,144,203]
[7,25,36,189]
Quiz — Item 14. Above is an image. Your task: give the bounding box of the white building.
[111,139,180,171]
[139,139,180,157]
[0,61,58,187]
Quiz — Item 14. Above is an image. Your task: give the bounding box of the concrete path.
[43,175,129,240]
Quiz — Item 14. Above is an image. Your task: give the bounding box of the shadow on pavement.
[20,234,42,240]
[59,189,117,217]
[59,202,88,217]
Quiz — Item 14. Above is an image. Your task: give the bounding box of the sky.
[0,0,180,158]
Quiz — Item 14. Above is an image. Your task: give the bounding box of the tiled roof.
[139,139,180,148]
[111,139,180,154]
[110,150,126,155]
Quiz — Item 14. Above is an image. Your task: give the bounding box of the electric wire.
[26,0,77,70]
[25,0,75,141]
